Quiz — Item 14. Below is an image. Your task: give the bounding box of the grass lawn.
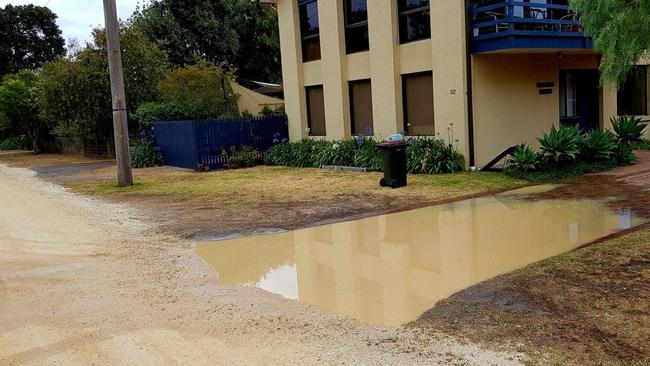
[67,166,524,205]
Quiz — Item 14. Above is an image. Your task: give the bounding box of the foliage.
[580,130,617,161]
[407,137,465,174]
[130,0,281,82]
[39,27,167,139]
[130,137,163,168]
[570,0,650,86]
[636,139,650,150]
[0,111,9,137]
[505,159,617,183]
[265,137,465,175]
[158,62,237,115]
[0,5,65,77]
[0,70,46,152]
[614,144,637,165]
[611,116,648,147]
[510,144,538,172]
[537,125,582,164]
[0,135,30,150]
[224,145,260,168]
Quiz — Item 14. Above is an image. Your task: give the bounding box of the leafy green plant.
[612,116,648,147]
[635,139,650,150]
[580,130,617,161]
[224,145,260,168]
[0,135,30,150]
[313,139,357,167]
[510,144,538,172]
[505,159,617,183]
[130,137,163,168]
[407,137,464,174]
[614,143,637,165]
[354,137,383,171]
[538,125,582,164]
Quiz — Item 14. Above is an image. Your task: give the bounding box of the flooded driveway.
[197,185,646,327]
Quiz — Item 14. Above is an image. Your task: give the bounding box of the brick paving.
[532,151,650,219]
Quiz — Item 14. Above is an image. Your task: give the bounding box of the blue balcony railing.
[470,0,592,53]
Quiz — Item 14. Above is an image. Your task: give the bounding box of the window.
[306,85,326,135]
[618,66,648,116]
[403,72,434,135]
[560,71,577,118]
[299,0,321,62]
[344,0,369,54]
[349,79,373,135]
[398,0,431,44]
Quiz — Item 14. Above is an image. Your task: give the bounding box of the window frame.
[349,79,374,136]
[299,0,321,62]
[343,0,370,54]
[398,0,431,44]
[306,85,327,136]
[402,71,435,136]
[617,65,648,117]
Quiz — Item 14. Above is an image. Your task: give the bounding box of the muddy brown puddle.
[197,185,647,326]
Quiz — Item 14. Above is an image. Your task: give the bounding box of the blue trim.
[470,0,592,53]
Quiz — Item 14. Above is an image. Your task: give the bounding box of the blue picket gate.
[152,115,288,170]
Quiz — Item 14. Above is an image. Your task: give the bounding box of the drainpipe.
[464,0,476,168]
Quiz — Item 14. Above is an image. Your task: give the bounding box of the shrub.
[224,145,260,168]
[614,143,637,165]
[580,130,616,161]
[354,137,383,171]
[407,137,465,174]
[538,125,581,164]
[505,159,617,183]
[131,101,227,129]
[510,144,538,172]
[0,135,30,150]
[612,116,648,147]
[130,137,163,168]
[266,137,465,174]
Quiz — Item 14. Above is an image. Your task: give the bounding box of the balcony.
[470,0,592,53]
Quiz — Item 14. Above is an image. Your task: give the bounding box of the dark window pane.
[350,80,374,135]
[344,0,369,54]
[345,0,368,25]
[307,85,326,135]
[345,25,369,54]
[618,66,648,116]
[399,9,431,43]
[299,0,321,62]
[403,72,434,135]
[299,1,319,36]
[398,0,430,12]
[302,37,321,62]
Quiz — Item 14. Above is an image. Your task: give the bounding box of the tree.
[130,0,281,82]
[571,0,650,86]
[39,27,168,139]
[0,70,46,152]
[0,5,65,77]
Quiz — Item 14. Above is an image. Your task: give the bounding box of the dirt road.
[0,163,520,366]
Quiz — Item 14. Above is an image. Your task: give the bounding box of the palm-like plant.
[612,116,648,146]
[510,144,538,172]
[537,125,582,163]
[580,130,617,161]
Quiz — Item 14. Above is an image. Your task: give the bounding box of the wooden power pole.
[103,0,133,186]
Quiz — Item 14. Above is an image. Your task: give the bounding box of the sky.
[0,0,147,44]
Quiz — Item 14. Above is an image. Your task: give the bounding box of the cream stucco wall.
[471,53,621,167]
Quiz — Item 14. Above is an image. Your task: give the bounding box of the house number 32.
[450,89,457,95]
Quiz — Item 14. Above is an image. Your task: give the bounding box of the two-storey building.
[266,0,649,167]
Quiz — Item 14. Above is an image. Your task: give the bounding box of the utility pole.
[103,0,133,186]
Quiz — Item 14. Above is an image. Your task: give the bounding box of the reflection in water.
[196,194,646,326]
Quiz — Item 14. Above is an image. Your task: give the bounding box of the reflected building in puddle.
[197,194,645,326]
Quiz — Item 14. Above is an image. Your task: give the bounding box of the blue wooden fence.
[152,115,289,170]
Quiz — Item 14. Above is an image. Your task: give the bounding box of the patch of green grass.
[504,159,617,183]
